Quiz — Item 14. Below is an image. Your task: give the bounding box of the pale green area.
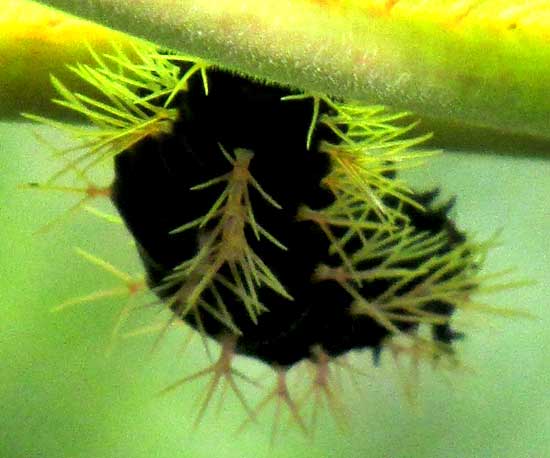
[1,121,549,457]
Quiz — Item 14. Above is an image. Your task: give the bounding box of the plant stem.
[12,1,550,140]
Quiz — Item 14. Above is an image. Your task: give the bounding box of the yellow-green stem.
[26,0,550,140]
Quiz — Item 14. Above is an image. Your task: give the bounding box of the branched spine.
[161,145,291,331]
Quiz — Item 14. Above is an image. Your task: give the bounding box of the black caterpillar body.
[111,68,464,368]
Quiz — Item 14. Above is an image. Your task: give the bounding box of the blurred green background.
[1,121,549,458]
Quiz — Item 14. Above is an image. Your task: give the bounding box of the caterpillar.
[24,40,516,437]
